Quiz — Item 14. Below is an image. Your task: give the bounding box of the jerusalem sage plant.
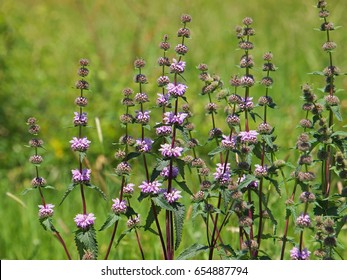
[23,1,346,260]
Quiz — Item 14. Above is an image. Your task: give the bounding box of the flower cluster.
[74,213,96,230]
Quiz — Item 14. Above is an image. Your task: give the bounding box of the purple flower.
[164,189,182,204]
[74,213,96,229]
[296,213,311,228]
[70,137,91,152]
[111,198,127,214]
[135,138,153,153]
[38,204,54,219]
[163,112,188,126]
[139,180,162,194]
[254,164,268,178]
[290,247,300,260]
[156,93,170,107]
[170,58,186,73]
[135,110,151,124]
[300,248,311,260]
[73,112,88,126]
[123,183,135,196]
[221,135,237,149]
[290,247,311,260]
[167,83,188,97]
[239,130,258,144]
[160,166,179,179]
[159,143,183,158]
[156,125,172,136]
[213,163,231,185]
[239,97,254,110]
[72,168,91,184]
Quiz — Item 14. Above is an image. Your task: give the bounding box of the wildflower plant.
[22,2,347,260]
[280,0,347,260]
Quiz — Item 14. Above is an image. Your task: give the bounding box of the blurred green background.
[1,0,346,259]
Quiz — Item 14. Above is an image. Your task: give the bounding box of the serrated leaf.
[39,217,56,232]
[285,205,296,220]
[115,228,133,247]
[59,183,78,205]
[176,243,209,260]
[86,184,107,200]
[330,105,343,121]
[262,135,274,148]
[74,227,98,259]
[176,158,185,179]
[152,196,175,211]
[175,180,193,195]
[219,244,237,258]
[174,203,185,250]
[99,213,120,231]
[145,203,162,230]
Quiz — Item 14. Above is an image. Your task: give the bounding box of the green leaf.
[126,152,141,161]
[176,243,209,260]
[238,175,257,190]
[308,71,325,76]
[145,203,162,230]
[39,217,56,232]
[262,135,274,148]
[152,196,175,211]
[86,184,107,200]
[175,180,193,195]
[99,213,120,231]
[59,183,78,205]
[176,158,186,179]
[174,203,185,250]
[74,226,98,259]
[218,244,237,258]
[21,187,35,195]
[208,146,226,157]
[330,105,343,121]
[115,228,133,247]
[332,131,347,137]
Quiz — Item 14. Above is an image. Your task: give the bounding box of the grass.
[0,0,346,259]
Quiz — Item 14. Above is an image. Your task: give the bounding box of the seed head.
[134,74,148,84]
[263,52,273,61]
[28,124,40,135]
[134,58,146,68]
[78,67,89,77]
[322,41,337,51]
[181,14,192,23]
[177,27,190,38]
[239,216,253,227]
[75,80,89,90]
[299,191,316,203]
[242,17,253,26]
[257,122,273,135]
[29,138,44,148]
[29,155,43,165]
[79,58,89,66]
[134,92,149,103]
[31,177,46,187]
[75,96,88,107]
